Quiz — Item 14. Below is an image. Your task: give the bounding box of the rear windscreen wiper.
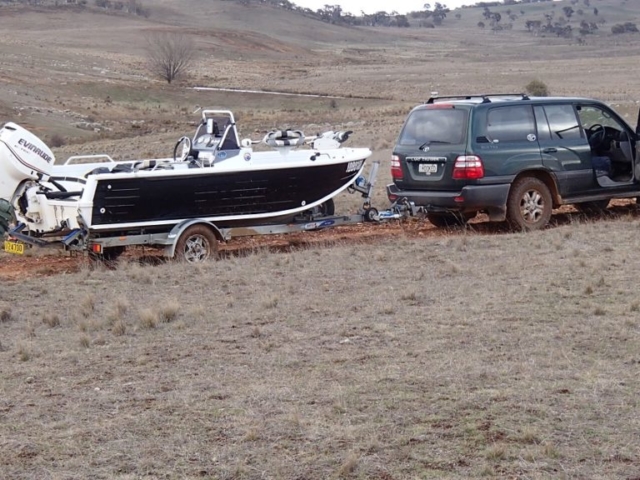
[419,140,451,150]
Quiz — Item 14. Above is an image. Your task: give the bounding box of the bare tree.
[145,33,195,84]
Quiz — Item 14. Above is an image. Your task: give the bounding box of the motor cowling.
[0,122,55,201]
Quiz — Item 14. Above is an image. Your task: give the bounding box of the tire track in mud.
[0,220,442,280]
[1,201,638,280]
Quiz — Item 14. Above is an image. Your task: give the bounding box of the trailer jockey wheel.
[173,136,192,162]
[174,225,219,263]
[364,207,378,222]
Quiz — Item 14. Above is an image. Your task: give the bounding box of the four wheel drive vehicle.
[387,94,640,230]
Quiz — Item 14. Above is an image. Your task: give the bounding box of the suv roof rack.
[426,93,530,104]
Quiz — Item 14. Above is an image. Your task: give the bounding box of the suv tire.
[507,177,552,231]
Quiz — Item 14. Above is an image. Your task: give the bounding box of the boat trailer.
[3,161,424,262]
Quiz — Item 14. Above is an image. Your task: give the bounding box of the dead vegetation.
[1,1,640,478]
[1,219,640,478]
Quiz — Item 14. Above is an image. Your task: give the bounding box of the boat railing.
[201,109,235,125]
[63,154,116,166]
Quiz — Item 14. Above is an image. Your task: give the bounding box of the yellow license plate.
[3,240,25,255]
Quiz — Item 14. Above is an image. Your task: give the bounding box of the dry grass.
[2,219,640,479]
[1,3,640,478]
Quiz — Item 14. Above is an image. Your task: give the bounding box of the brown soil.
[3,199,636,280]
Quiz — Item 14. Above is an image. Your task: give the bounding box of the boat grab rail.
[201,109,235,124]
[63,154,116,165]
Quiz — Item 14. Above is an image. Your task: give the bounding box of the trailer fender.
[164,219,223,259]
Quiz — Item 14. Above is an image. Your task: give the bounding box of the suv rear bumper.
[386,183,510,215]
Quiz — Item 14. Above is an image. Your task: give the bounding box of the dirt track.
[3,200,638,280]
[0,218,443,280]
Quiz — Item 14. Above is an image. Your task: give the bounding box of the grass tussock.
[2,219,640,478]
[1,308,13,323]
[79,334,91,349]
[159,300,180,323]
[138,308,158,329]
[80,294,96,316]
[17,343,31,362]
[42,313,61,328]
[112,319,126,336]
[337,453,359,477]
[115,298,130,316]
[263,296,279,309]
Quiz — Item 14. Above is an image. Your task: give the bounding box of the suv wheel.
[507,177,552,231]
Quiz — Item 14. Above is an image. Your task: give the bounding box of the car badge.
[422,146,430,152]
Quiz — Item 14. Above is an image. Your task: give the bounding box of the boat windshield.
[194,116,239,150]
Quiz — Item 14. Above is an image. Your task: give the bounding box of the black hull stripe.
[90,162,361,228]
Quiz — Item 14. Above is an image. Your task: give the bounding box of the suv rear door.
[393,104,470,191]
[471,104,542,176]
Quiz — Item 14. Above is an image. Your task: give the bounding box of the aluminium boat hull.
[84,159,365,231]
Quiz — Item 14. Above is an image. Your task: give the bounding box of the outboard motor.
[0,122,55,202]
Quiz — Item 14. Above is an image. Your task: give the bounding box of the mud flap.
[0,199,15,236]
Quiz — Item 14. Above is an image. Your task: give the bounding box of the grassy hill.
[0,0,639,150]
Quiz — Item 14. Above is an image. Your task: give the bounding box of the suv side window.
[544,104,582,140]
[485,105,535,143]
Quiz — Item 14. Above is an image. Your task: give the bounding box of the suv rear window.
[398,108,467,146]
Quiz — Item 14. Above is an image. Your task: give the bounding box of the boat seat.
[85,166,112,177]
[133,159,174,171]
[264,130,305,148]
[110,163,134,173]
[220,124,239,150]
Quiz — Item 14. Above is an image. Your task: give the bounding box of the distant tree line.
[476,0,637,40]
[222,0,451,28]
[94,0,149,17]
[0,0,150,17]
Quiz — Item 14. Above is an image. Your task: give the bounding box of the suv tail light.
[452,155,484,180]
[391,155,403,180]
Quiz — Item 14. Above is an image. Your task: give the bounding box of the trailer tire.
[174,225,218,263]
[307,199,335,217]
[319,199,335,216]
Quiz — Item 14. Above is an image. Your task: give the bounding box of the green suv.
[386,94,639,230]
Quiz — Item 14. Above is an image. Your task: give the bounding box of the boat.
[0,109,372,241]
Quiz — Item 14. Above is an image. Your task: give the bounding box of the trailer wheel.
[174,225,218,263]
[306,198,335,217]
[318,199,335,216]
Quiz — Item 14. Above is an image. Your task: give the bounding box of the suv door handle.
[543,147,558,153]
